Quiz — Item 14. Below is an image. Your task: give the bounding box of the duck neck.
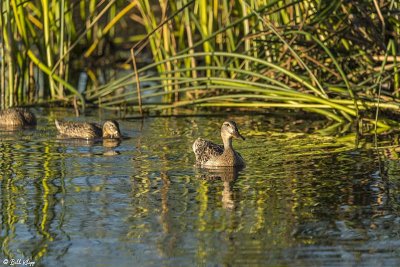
[102,125,110,138]
[222,134,233,151]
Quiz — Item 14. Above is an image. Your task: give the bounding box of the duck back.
[193,138,224,165]
[0,108,36,127]
[55,120,102,139]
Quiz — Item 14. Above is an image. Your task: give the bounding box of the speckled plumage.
[0,108,36,127]
[193,121,245,167]
[193,138,224,164]
[55,120,121,139]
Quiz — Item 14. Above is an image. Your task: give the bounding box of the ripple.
[1,111,400,266]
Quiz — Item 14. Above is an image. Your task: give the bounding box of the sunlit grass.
[1,0,399,127]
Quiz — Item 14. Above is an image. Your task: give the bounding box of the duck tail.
[55,119,60,130]
[192,138,202,153]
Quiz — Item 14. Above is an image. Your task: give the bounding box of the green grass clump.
[1,0,400,127]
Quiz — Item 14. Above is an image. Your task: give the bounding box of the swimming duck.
[0,108,36,127]
[55,120,121,139]
[193,121,245,167]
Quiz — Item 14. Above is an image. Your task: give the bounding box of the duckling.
[193,121,245,167]
[55,120,121,139]
[0,108,36,127]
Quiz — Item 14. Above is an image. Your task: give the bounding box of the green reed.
[0,0,131,110]
[1,0,399,127]
[115,0,399,127]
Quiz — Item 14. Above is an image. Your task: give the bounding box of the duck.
[55,120,121,139]
[193,121,245,167]
[0,108,36,127]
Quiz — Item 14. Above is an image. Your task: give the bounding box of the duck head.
[221,121,245,140]
[20,109,37,125]
[102,120,121,139]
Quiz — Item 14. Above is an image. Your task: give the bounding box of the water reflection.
[0,138,68,263]
[1,112,400,266]
[197,166,243,210]
[0,124,37,132]
[55,136,121,157]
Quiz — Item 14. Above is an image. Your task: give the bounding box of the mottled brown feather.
[193,138,224,165]
[192,121,245,167]
[0,108,36,127]
[55,120,102,139]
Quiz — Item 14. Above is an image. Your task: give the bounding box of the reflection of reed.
[2,115,396,266]
[160,172,170,228]
[0,140,68,262]
[34,148,56,259]
[156,171,180,257]
[0,143,17,260]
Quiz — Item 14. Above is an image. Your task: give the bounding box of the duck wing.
[193,138,224,165]
[55,120,102,139]
[18,108,36,125]
[0,108,36,127]
[0,109,23,126]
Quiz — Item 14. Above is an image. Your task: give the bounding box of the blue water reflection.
[0,109,399,266]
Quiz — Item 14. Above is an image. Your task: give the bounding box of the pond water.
[1,108,400,267]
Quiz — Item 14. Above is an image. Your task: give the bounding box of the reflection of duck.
[0,108,36,127]
[193,121,245,167]
[103,138,121,148]
[200,166,243,210]
[55,137,121,148]
[55,120,121,139]
[200,166,241,181]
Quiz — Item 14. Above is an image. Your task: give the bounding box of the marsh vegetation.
[1,0,400,126]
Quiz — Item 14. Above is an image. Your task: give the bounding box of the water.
[1,109,400,267]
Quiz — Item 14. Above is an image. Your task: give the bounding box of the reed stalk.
[1,0,399,128]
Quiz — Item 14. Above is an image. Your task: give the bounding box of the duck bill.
[233,131,245,140]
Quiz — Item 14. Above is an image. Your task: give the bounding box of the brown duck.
[0,108,36,127]
[193,121,245,167]
[55,120,121,139]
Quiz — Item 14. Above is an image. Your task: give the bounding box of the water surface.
[1,109,400,267]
